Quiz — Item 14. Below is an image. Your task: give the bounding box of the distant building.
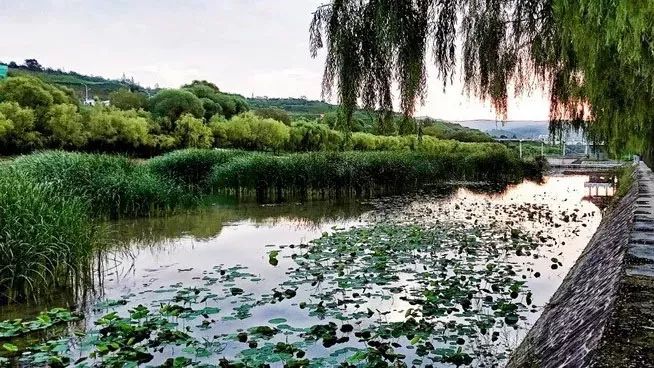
[0,64,8,79]
[83,99,110,107]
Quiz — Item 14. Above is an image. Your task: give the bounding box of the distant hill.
[6,66,150,100]
[247,97,336,119]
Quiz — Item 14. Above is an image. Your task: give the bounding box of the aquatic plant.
[0,170,97,303]
[145,148,246,190]
[209,148,530,200]
[11,151,193,218]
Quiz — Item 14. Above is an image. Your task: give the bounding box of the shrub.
[44,103,86,148]
[174,114,214,148]
[254,107,291,125]
[216,112,290,152]
[289,121,341,151]
[86,106,152,150]
[109,88,148,111]
[0,101,40,152]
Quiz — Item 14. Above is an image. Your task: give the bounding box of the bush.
[289,121,342,151]
[174,114,214,148]
[86,106,152,151]
[44,103,86,148]
[0,101,40,152]
[109,88,148,110]
[214,112,290,152]
[254,107,291,125]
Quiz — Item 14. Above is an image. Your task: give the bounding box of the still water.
[3,175,608,367]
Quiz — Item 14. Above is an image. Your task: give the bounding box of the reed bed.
[145,148,246,190]
[0,170,97,303]
[209,148,534,200]
[11,151,194,218]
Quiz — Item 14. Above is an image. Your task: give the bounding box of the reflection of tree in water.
[107,199,371,247]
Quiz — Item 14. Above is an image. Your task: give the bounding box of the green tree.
[200,97,222,120]
[86,106,151,149]
[0,101,39,150]
[44,103,86,147]
[0,112,13,137]
[109,88,148,110]
[149,89,205,123]
[254,107,291,125]
[0,77,54,116]
[174,113,213,148]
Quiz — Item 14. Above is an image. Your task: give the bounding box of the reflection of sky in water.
[79,175,604,366]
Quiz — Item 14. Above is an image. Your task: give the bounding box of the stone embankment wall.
[507,163,654,368]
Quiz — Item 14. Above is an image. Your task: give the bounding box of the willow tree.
[310,0,654,162]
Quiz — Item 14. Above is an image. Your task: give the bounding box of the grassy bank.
[0,146,542,303]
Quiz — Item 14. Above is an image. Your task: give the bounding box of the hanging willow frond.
[310,0,654,163]
[310,0,555,121]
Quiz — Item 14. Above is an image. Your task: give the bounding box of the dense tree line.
[0,75,491,156]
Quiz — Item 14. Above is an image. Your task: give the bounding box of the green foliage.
[149,89,205,123]
[0,76,75,119]
[11,151,191,218]
[289,120,342,151]
[146,149,245,190]
[0,169,96,302]
[44,103,86,148]
[309,1,654,162]
[173,114,213,149]
[109,88,148,111]
[253,107,291,125]
[615,166,635,199]
[183,80,249,119]
[0,101,39,152]
[200,97,222,121]
[210,148,528,199]
[86,106,152,150]
[214,112,290,152]
[421,119,494,143]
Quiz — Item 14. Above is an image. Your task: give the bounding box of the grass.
[11,151,194,218]
[0,146,541,304]
[615,165,635,199]
[210,148,538,200]
[145,148,246,190]
[0,169,97,303]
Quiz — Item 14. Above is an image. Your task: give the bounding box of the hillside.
[7,66,148,100]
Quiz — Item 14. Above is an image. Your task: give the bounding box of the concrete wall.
[507,163,654,368]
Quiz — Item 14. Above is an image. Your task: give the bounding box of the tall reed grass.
[209,147,533,200]
[0,169,97,303]
[11,151,194,218]
[145,148,245,190]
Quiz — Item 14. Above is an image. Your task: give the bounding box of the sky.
[0,0,550,121]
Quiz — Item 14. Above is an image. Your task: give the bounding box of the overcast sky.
[0,0,550,121]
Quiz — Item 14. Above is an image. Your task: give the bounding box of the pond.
[1,174,607,367]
